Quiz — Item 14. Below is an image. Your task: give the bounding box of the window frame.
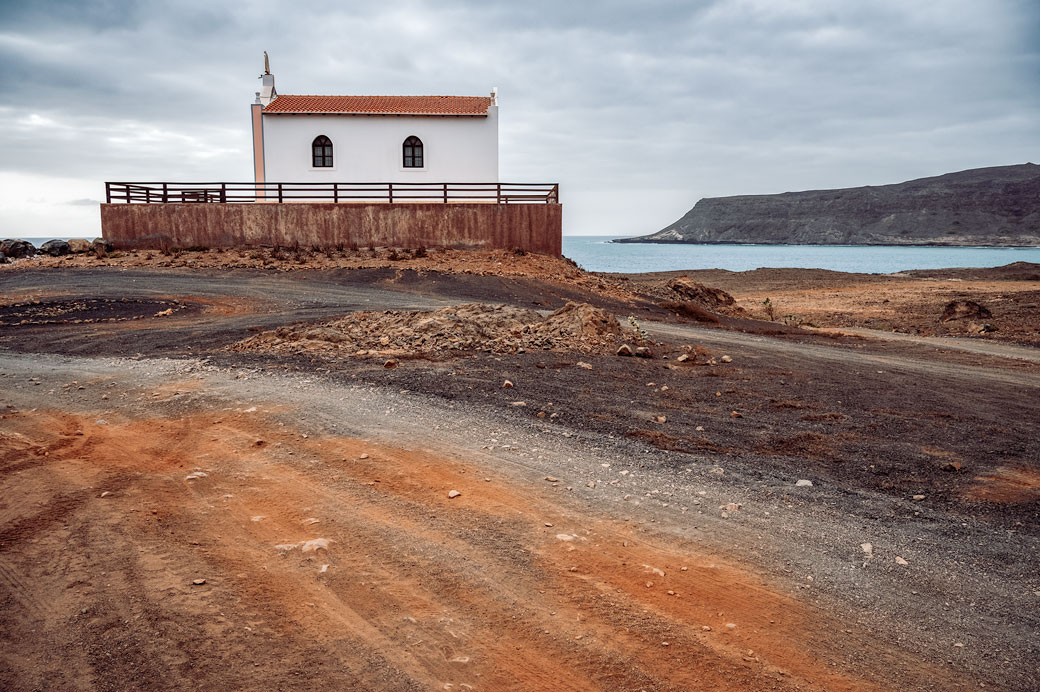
[402,136,424,169]
[311,135,334,168]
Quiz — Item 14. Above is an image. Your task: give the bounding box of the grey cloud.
[0,0,1037,237]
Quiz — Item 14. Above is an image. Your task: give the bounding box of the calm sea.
[12,235,1040,275]
[563,236,1040,274]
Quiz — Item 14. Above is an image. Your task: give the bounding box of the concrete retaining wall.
[100,202,562,255]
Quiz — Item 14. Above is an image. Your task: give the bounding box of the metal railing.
[105,182,559,205]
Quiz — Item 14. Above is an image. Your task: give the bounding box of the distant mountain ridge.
[618,164,1040,246]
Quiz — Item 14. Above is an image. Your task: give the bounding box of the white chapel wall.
[261,107,498,184]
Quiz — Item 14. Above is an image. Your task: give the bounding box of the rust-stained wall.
[100,202,562,255]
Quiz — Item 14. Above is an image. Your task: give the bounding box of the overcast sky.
[1,0,1037,238]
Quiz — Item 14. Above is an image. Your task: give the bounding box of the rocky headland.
[620,163,1040,246]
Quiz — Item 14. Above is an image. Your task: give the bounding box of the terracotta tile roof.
[262,95,493,116]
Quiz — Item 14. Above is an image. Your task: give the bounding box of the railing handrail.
[104,181,560,205]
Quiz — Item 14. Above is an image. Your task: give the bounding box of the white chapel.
[250,55,499,185]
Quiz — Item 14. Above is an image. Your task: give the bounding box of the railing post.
[497,183,502,204]
[388,183,393,204]
[145,188,151,204]
[443,183,448,204]
[162,183,168,203]
[105,183,111,204]
[278,183,283,204]
[333,183,339,203]
[220,183,227,203]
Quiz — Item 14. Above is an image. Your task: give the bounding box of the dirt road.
[2,267,1038,691]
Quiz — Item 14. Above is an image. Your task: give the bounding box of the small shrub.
[414,245,427,258]
[762,297,776,321]
[627,316,648,345]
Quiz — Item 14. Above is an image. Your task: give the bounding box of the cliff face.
[620,164,1040,246]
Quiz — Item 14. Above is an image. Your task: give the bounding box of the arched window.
[312,135,333,167]
[402,136,423,168]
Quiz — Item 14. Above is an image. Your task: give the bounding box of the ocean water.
[11,235,1040,275]
[563,236,1040,274]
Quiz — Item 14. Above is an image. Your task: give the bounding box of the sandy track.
[1,392,950,692]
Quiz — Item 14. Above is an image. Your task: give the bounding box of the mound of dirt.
[941,300,992,322]
[665,277,735,308]
[233,302,623,357]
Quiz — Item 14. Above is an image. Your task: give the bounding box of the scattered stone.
[300,538,330,552]
[544,522,553,527]
[616,344,633,357]
[448,489,461,499]
[502,379,514,388]
[40,239,70,256]
[725,623,737,630]
[545,476,559,483]
[675,353,689,363]
[654,415,667,424]
[91,238,114,253]
[895,556,909,566]
[99,491,112,498]
[953,642,964,648]
[701,625,712,631]
[795,479,813,487]
[660,385,669,392]
[634,346,652,358]
[383,359,398,369]
[645,581,654,588]
[943,461,963,472]
[695,425,704,432]
[720,355,733,363]
[359,453,369,459]
[912,494,925,501]
[730,411,742,418]
[576,361,593,370]
[154,308,174,317]
[510,401,526,407]
[192,579,206,586]
[861,542,873,555]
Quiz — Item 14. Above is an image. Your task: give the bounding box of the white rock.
[795,479,813,487]
[448,489,461,499]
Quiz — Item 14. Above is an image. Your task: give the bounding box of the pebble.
[701,625,712,631]
[192,579,206,586]
[576,361,593,370]
[720,355,733,363]
[912,494,925,500]
[895,556,909,565]
[676,354,689,363]
[448,490,461,499]
[795,479,813,487]
[730,411,742,418]
[654,415,667,424]
[545,476,559,482]
[502,379,514,388]
[359,453,369,459]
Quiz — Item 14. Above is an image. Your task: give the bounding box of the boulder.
[1,239,36,258]
[0,251,6,264]
[91,238,114,253]
[67,238,92,253]
[40,239,70,256]
[616,344,634,357]
[941,300,991,322]
[634,346,652,358]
